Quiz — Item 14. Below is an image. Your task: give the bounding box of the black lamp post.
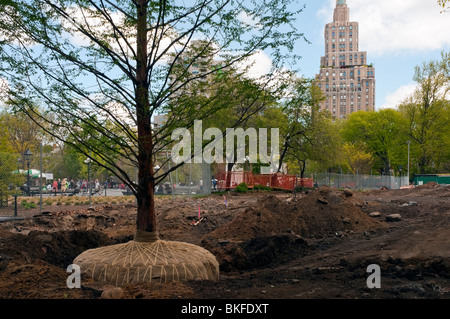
[24,149,33,196]
[398,165,403,188]
[84,153,93,209]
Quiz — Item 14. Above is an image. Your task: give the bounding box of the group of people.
[44,178,101,193]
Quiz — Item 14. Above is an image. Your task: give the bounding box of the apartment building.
[316,0,376,118]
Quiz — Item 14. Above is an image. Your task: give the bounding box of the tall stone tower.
[316,0,375,119]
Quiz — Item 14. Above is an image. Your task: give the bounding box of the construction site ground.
[0,183,449,301]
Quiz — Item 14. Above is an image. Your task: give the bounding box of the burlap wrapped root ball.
[73,231,219,286]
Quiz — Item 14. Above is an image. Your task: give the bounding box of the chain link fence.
[155,162,213,196]
[312,172,410,190]
[0,159,215,218]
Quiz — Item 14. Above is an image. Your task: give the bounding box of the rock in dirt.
[386,214,402,222]
[369,212,382,218]
[342,217,352,224]
[343,189,353,197]
[101,287,124,299]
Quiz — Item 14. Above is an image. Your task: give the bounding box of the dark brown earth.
[1,183,450,301]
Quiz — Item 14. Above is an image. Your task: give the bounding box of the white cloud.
[237,10,261,27]
[239,50,273,79]
[63,7,134,52]
[318,0,450,56]
[379,82,417,109]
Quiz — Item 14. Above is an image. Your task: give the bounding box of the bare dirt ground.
[0,182,449,300]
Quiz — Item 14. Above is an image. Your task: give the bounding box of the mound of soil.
[0,226,118,299]
[202,187,387,271]
[0,228,116,268]
[0,259,105,299]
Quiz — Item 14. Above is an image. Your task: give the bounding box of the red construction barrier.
[253,174,272,188]
[296,178,314,188]
[217,171,253,190]
[216,171,314,191]
[271,174,296,190]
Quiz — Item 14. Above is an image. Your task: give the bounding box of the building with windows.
[316,0,375,118]
[168,39,226,99]
[153,114,167,129]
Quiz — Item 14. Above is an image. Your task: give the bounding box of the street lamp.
[84,154,93,209]
[407,141,411,185]
[154,165,160,194]
[24,149,33,196]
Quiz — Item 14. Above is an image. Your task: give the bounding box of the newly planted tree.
[0,0,305,284]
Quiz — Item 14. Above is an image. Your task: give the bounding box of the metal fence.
[163,162,212,196]
[215,171,314,190]
[0,160,216,217]
[312,172,410,190]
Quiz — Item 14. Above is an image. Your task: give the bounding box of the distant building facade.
[158,39,226,127]
[316,0,376,119]
[153,114,167,129]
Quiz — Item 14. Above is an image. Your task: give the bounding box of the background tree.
[160,60,285,177]
[0,0,305,237]
[277,80,341,178]
[0,152,24,205]
[398,52,450,174]
[340,142,374,175]
[303,111,342,174]
[0,108,45,168]
[0,113,14,153]
[341,109,409,175]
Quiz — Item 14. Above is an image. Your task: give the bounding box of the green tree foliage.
[0,152,24,203]
[279,80,341,177]
[341,142,374,174]
[0,108,44,167]
[164,62,284,173]
[341,109,409,174]
[398,52,450,174]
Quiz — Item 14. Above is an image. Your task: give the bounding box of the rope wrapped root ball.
[73,231,220,286]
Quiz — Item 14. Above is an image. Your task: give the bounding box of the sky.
[2,0,449,113]
[283,0,450,110]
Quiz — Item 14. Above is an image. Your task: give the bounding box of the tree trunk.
[135,0,156,234]
[419,154,428,175]
[383,157,390,176]
[277,140,289,173]
[225,162,234,189]
[299,159,306,180]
